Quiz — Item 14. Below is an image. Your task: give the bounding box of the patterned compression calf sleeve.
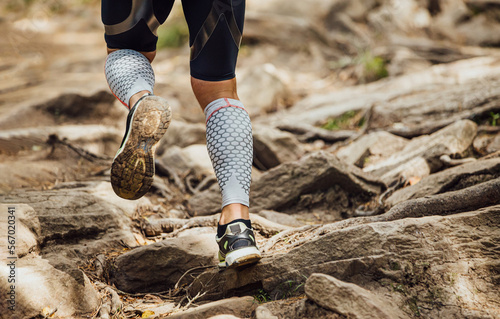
[205,98,253,208]
[105,49,155,107]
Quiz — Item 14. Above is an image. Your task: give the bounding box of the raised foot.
[111,95,171,200]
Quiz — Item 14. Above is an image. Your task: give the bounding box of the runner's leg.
[183,0,260,267]
[101,0,174,199]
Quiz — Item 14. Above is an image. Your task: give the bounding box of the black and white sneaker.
[217,221,262,268]
[111,94,171,200]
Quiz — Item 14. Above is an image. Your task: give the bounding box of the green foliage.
[253,289,271,303]
[277,280,305,299]
[391,283,407,295]
[489,112,500,126]
[157,20,189,49]
[359,50,389,81]
[408,297,421,317]
[389,261,401,271]
[321,110,364,131]
[330,49,389,83]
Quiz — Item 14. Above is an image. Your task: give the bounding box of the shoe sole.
[111,96,171,200]
[219,246,262,269]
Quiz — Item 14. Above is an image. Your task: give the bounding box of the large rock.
[473,131,500,156]
[111,234,218,293]
[188,183,221,216]
[305,273,406,318]
[253,125,304,170]
[189,151,383,216]
[0,204,40,258]
[369,67,500,137]
[167,296,256,319]
[363,120,477,178]
[0,124,121,156]
[156,119,206,155]
[189,206,500,318]
[0,90,121,131]
[249,151,383,214]
[367,0,432,35]
[378,156,431,186]
[264,57,500,128]
[336,131,408,167]
[0,254,99,319]
[258,210,305,227]
[0,182,145,269]
[385,157,500,207]
[256,298,345,319]
[159,144,214,177]
[0,138,111,194]
[238,64,289,117]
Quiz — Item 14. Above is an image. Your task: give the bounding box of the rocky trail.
[1,0,500,318]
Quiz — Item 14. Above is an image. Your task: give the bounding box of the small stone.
[167,296,256,319]
[305,273,406,319]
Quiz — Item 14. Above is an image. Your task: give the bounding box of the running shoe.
[111,94,171,200]
[217,221,262,268]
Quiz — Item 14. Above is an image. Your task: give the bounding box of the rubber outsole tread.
[227,253,262,269]
[111,96,171,200]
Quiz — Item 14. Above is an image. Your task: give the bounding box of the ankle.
[129,90,151,109]
[219,203,249,225]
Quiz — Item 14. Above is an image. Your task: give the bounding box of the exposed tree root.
[46,134,111,162]
[266,177,500,252]
[277,122,358,143]
[142,213,292,238]
[386,100,500,138]
[155,160,186,193]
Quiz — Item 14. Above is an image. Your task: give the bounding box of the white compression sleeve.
[205,98,253,208]
[105,49,155,107]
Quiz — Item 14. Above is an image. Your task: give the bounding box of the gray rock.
[385,157,500,207]
[258,210,305,227]
[0,90,121,131]
[0,204,41,258]
[156,119,206,155]
[0,182,145,270]
[336,131,408,167]
[386,47,432,76]
[455,11,500,47]
[0,124,121,156]
[264,57,500,130]
[238,64,288,117]
[256,297,345,319]
[249,151,383,214]
[379,156,431,185]
[189,206,499,318]
[159,144,214,177]
[188,183,221,216]
[364,120,477,177]
[190,151,383,216]
[255,305,279,319]
[305,273,406,319]
[253,125,304,170]
[0,254,99,318]
[111,234,218,293]
[473,132,500,156]
[164,296,255,319]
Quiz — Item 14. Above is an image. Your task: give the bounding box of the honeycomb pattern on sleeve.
[105,49,155,107]
[205,99,252,207]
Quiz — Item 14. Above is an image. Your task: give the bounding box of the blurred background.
[1,2,500,318]
[3,0,500,120]
[2,0,500,191]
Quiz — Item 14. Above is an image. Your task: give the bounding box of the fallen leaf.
[142,310,155,318]
[408,176,422,186]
